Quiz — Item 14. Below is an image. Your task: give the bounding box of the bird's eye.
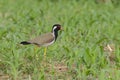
[57,26,61,30]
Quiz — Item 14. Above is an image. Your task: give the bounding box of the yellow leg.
[43,47,47,66]
[34,46,39,60]
[44,47,47,58]
[34,46,37,52]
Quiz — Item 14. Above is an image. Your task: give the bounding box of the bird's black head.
[52,24,62,41]
[52,24,62,32]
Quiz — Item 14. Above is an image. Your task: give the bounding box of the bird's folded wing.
[28,33,54,45]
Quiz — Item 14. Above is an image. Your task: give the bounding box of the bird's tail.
[20,41,31,45]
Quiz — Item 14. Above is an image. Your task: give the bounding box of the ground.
[0,0,120,80]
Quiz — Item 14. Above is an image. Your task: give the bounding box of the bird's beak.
[60,27,64,31]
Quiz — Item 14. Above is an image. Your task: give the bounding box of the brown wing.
[28,33,54,46]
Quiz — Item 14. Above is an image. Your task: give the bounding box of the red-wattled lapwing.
[20,24,63,58]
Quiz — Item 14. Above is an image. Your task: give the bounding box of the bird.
[20,24,63,58]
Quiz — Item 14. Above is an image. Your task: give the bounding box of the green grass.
[0,0,120,80]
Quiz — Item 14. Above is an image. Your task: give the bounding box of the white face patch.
[53,26,57,31]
